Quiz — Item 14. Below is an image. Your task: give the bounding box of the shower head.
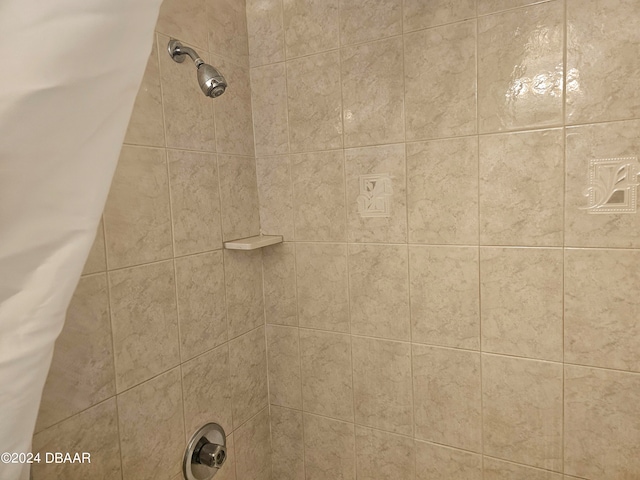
[168,39,227,98]
[197,63,227,98]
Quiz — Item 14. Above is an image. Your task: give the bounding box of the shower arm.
[168,40,204,68]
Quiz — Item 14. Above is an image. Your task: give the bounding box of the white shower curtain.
[0,1,162,478]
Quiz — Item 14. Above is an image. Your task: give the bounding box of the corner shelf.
[223,235,283,250]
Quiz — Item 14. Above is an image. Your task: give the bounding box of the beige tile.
[404,20,476,141]
[32,399,121,480]
[37,275,114,432]
[213,58,255,156]
[158,34,216,152]
[404,0,476,32]
[410,246,480,350]
[104,146,172,269]
[181,344,233,437]
[168,150,222,256]
[296,243,349,332]
[246,0,285,67]
[117,368,184,480]
[564,365,640,480]
[345,144,407,243]
[304,414,355,480]
[484,457,564,480]
[287,51,343,152]
[124,39,164,147]
[267,325,302,409]
[339,0,402,46]
[175,251,227,360]
[565,120,640,248]
[567,0,640,124]
[207,0,250,67]
[478,0,545,14]
[109,261,180,392]
[342,38,404,148]
[270,406,305,480]
[349,244,410,341]
[415,441,482,480]
[478,1,564,133]
[234,408,272,480]
[413,345,482,452]
[262,242,297,326]
[352,337,413,435]
[481,247,563,361]
[224,249,264,338]
[283,0,339,58]
[407,137,479,245]
[355,426,414,480]
[291,150,347,241]
[82,219,106,275]
[218,154,260,242]
[156,0,208,50]
[482,354,563,471]
[229,327,268,428]
[256,156,294,240]
[565,249,640,373]
[300,329,353,421]
[479,129,564,246]
[252,63,289,156]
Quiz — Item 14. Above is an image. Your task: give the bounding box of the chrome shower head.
[197,63,227,98]
[168,39,227,98]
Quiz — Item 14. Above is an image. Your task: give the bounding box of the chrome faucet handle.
[197,442,227,469]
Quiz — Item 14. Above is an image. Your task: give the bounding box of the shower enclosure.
[18,0,640,479]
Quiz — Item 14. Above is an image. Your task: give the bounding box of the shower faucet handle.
[197,442,227,469]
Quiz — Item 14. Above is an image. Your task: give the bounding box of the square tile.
[252,63,289,156]
[564,365,640,480]
[104,146,172,269]
[404,20,476,141]
[256,155,294,240]
[262,242,297,326]
[352,337,413,435]
[481,247,563,361]
[404,0,476,32]
[349,244,410,340]
[339,0,402,46]
[175,251,227,361]
[109,261,180,392]
[413,345,482,451]
[345,144,407,243]
[341,38,404,148]
[32,399,121,480]
[246,0,285,67]
[117,369,184,479]
[300,329,353,421]
[304,414,355,480]
[565,120,640,248]
[415,441,482,480]
[566,0,640,124]
[296,243,349,332]
[229,327,269,428]
[234,408,272,480]
[266,325,302,409]
[37,275,115,432]
[479,129,564,246]
[355,426,414,480]
[478,1,564,132]
[223,249,264,339]
[410,246,480,350]
[482,354,563,471]
[271,406,305,480]
[168,150,222,256]
[283,0,339,58]
[287,51,343,152]
[407,137,479,245]
[291,150,347,241]
[565,248,640,373]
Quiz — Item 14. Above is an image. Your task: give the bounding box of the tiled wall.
[31,1,273,479]
[248,1,640,479]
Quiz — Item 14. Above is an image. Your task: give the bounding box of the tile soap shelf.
[224,235,283,250]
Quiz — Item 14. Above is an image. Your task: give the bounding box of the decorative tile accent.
[581,157,640,213]
[357,173,393,218]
